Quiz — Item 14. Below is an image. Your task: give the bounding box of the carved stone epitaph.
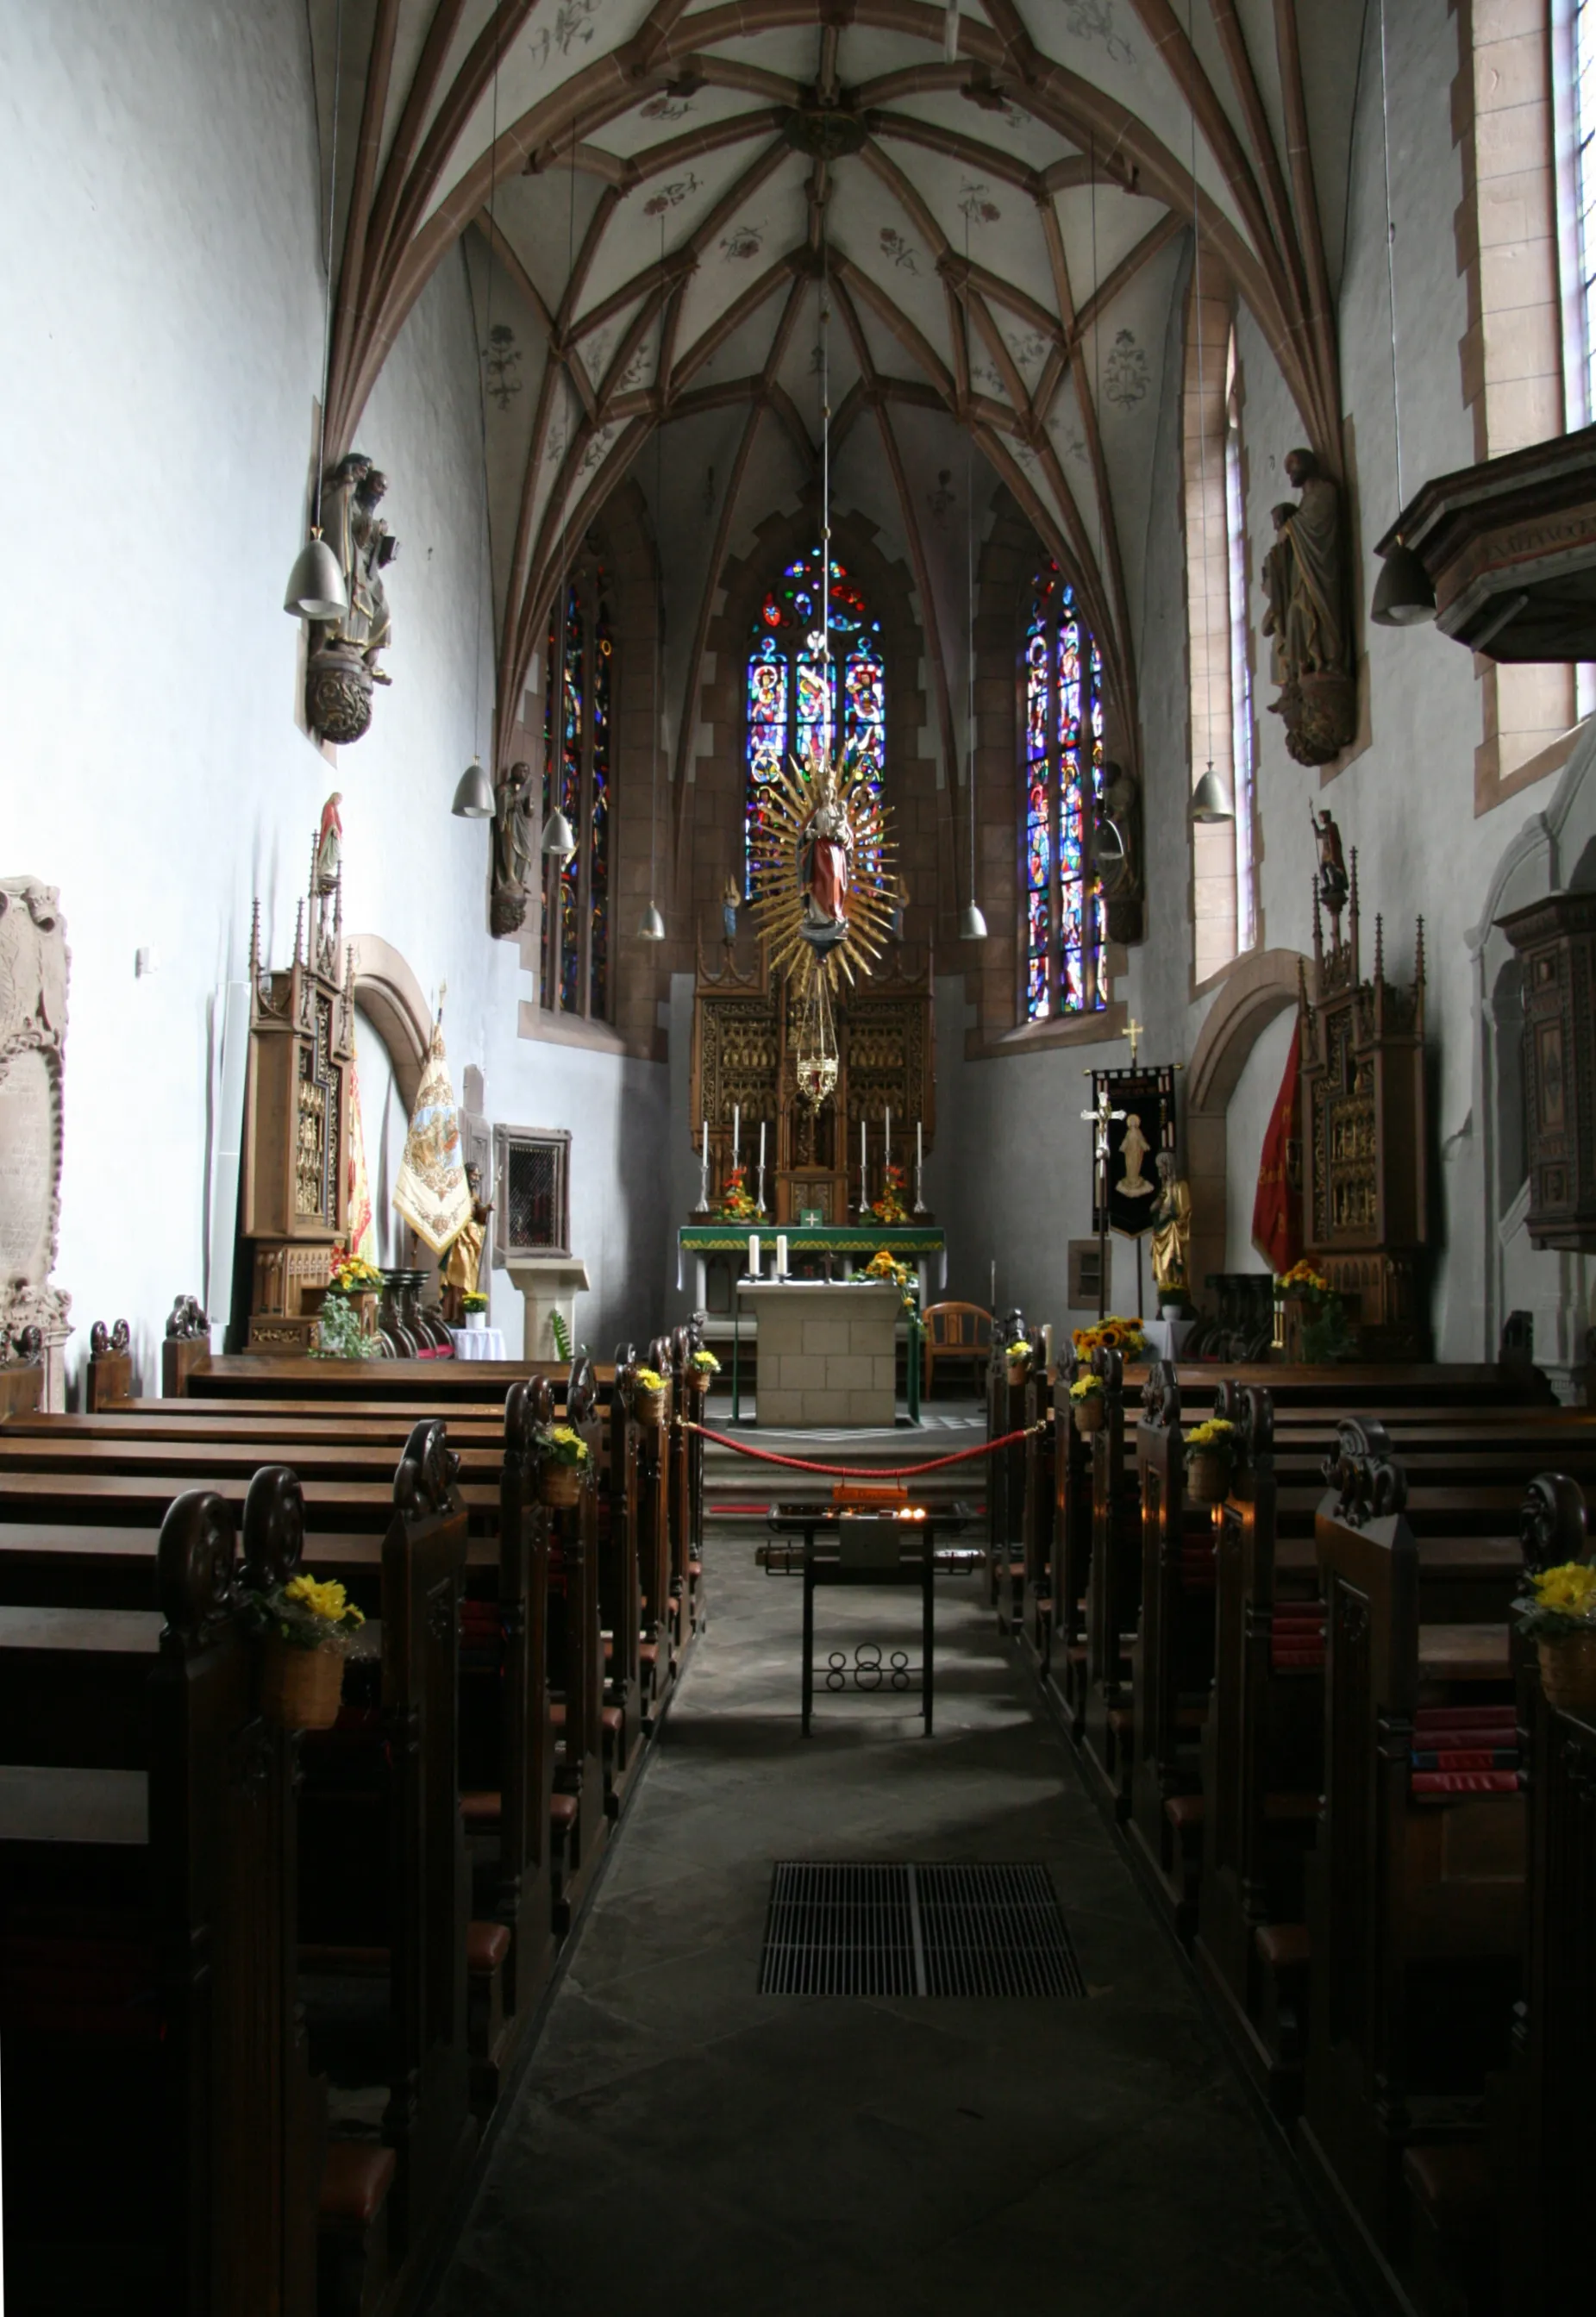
[0,880,72,1406]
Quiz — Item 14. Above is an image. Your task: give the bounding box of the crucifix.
[1081,1077,1125,1323]
[1123,1014,1145,1065]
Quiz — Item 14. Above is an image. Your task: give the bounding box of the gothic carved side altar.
[1299,845,1429,1358]
[240,807,355,1349]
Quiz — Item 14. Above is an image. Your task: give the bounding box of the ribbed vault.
[310,0,1367,783]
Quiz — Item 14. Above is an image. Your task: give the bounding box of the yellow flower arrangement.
[1513,1559,1596,1638]
[1278,1260,1331,1299]
[1068,1375,1104,1401]
[690,1348,721,1374]
[1006,1339,1032,1362]
[1185,1418,1237,1451]
[633,1366,665,1393]
[1072,1315,1146,1361]
[328,1248,384,1294]
[245,1566,366,1653]
[536,1421,591,1468]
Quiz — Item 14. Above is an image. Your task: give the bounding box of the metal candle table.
[767,1505,949,1736]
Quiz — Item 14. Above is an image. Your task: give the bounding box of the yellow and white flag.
[391,1008,471,1255]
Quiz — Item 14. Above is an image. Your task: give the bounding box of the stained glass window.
[1575,0,1596,423]
[744,550,885,893]
[541,558,613,1019]
[1023,564,1105,1021]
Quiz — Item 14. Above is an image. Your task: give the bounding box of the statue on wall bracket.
[1093,760,1144,945]
[306,452,398,746]
[1261,447,1355,767]
[490,761,536,938]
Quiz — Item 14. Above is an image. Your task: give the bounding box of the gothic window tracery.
[1023,563,1105,1020]
[744,550,885,894]
[541,555,612,1020]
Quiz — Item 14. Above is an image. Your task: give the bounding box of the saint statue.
[441,1162,492,1327]
[798,762,853,933]
[1117,1112,1156,1201]
[322,452,398,678]
[491,761,536,936]
[311,792,343,975]
[1311,806,1349,932]
[1261,504,1297,687]
[1150,1151,1192,1308]
[1260,448,1354,765]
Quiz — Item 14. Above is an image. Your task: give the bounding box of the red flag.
[1252,1017,1304,1274]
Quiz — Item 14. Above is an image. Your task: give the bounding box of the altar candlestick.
[732,1104,740,1170]
[860,1117,867,1214]
[699,1118,710,1208]
[885,1106,892,1168]
[914,1117,926,1215]
[758,1118,766,1183]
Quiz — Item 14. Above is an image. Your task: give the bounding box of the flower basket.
[1185,1448,1231,1506]
[540,1462,583,1510]
[1538,1631,1596,1713]
[635,1386,666,1430]
[260,1637,345,1731]
[689,1368,710,1396]
[1006,1358,1030,1389]
[1073,1396,1106,1437]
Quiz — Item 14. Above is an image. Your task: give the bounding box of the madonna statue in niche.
[306,452,400,747]
[1260,447,1355,767]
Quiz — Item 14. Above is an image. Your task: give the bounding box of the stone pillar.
[0,880,72,1409]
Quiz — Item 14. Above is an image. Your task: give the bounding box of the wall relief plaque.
[0,880,72,1406]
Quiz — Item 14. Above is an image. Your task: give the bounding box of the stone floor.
[424,1535,1355,2317]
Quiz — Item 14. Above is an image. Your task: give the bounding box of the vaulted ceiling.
[312,0,1366,777]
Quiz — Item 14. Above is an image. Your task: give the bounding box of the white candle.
[776,1233,789,1274]
[759,1119,767,1174]
[917,1118,923,1171]
[748,1233,760,1277]
[732,1103,740,1168]
[885,1106,892,1166]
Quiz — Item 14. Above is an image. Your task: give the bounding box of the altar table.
[677,1222,947,1311]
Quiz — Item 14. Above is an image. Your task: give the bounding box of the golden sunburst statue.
[747,738,896,1007]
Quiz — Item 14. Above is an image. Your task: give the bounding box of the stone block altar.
[741,1281,900,1428]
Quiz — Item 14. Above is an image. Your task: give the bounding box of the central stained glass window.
[1023,563,1105,1020]
[744,551,885,894]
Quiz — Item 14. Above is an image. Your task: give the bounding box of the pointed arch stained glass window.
[744,552,885,894]
[541,559,612,1019]
[1023,564,1105,1020]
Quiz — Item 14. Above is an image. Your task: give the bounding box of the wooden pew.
[529,1378,607,1932]
[984,1310,1028,1615]
[1018,1343,1056,1672]
[84,1318,134,1411]
[1080,1346,1141,1813]
[1298,1435,1530,2304]
[0,1481,325,2315]
[1046,1338,1094,1739]
[296,1424,481,2300]
[0,1329,44,1421]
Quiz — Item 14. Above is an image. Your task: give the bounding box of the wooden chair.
[920,1301,992,1400]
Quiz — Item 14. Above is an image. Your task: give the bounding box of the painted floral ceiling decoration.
[310,0,1366,781]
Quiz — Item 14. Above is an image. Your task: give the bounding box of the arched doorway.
[1184,949,1309,1301]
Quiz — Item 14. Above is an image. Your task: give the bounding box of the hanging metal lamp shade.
[958,900,989,941]
[1190,764,1234,823]
[1371,541,1436,627]
[451,756,494,818]
[639,901,666,941]
[542,807,578,861]
[283,530,347,622]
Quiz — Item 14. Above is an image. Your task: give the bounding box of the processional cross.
[1081,1080,1125,1324]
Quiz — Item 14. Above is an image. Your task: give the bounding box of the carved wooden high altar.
[690,939,934,1226]
[240,852,354,1350]
[1299,857,1429,1359]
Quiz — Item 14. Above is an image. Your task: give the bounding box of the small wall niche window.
[1224,329,1257,955]
[492,1125,572,1262]
[541,554,613,1019]
[1022,561,1106,1020]
[744,550,885,894]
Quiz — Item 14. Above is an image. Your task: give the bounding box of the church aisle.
[424,1539,1353,2317]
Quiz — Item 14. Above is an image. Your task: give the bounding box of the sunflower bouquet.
[1072,1315,1147,1362]
[1276,1261,1349,1362]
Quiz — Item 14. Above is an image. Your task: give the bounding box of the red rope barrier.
[685,1420,1038,1479]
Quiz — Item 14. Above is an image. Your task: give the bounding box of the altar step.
[700,1402,986,1518]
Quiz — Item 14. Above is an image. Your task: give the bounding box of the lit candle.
[732,1103,740,1169]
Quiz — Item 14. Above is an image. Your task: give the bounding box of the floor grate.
[758,1862,1085,1998]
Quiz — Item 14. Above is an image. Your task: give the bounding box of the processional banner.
[1090,1066,1176,1239]
[392,1012,471,1255]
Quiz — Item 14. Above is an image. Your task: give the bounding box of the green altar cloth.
[677,1222,946,1287]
